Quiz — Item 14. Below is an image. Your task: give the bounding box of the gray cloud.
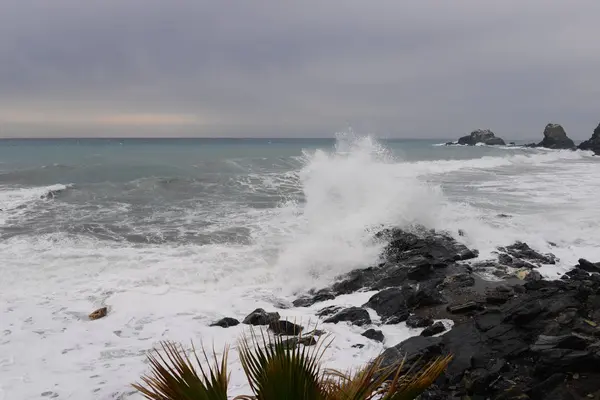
[0,0,599,138]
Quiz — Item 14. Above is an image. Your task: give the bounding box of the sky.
[0,1,599,139]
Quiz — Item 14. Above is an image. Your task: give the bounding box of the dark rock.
[578,122,600,155]
[447,301,483,314]
[497,213,512,218]
[578,258,600,273]
[538,123,575,149]
[421,322,446,337]
[458,129,506,146]
[242,308,280,326]
[362,329,384,342]
[499,241,557,266]
[210,317,239,328]
[365,284,445,323]
[292,289,335,307]
[316,306,341,317]
[406,315,434,328]
[323,307,371,326]
[364,287,411,323]
[498,253,513,265]
[530,333,593,352]
[280,335,318,349]
[525,270,543,282]
[268,320,303,336]
[440,273,475,290]
[352,344,365,349]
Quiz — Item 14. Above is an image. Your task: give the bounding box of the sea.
[1,133,599,399]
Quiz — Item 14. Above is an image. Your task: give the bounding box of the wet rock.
[362,329,384,342]
[577,259,600,273]
[280,335,318,349]
[447,301,483,314]
[323,307,371,326]
[406,315,434,328]
[316,306,341,317]
[457,129,506,146]
[499,241,557,266]
[242,308,280,326]
[268,320,303,336]
[89,307,107,320]
[421,322,446,337]
[292,289,335,307]
[578,122,600,155]
[365,284,445,323]
[352,344,365,349]
[538,123,576,149]
[210,317,239,328]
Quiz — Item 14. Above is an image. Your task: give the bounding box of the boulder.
[323,307,371,326]
[537,123,575,149]
[578,122,600,155]
[458,129,506,146]
[362,329,385,342]
[577,258,600,273]
[406,315,434,328]
[421,322,446,337]
[210,317,240,328]
[364,284,445,324]
[242,308,280,326]
[268,320,303,336]
[89,307,108,320]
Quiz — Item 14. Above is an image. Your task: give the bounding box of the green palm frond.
[132,341,229,400]
[236,329,332,400]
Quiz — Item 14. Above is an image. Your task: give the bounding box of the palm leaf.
[236,328,331,400]
[132,341,229,400]
[379,354,453,400]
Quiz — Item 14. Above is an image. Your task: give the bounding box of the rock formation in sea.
[533,123,576,149]
[578,122,600,155]
[457,129,506,146]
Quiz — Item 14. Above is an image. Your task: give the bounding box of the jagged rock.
[380,269,600,399]
[421,322,446,337]
[242,308,280,326]
[292,227,478,304]
[498,241,557,266]
[447,301,483,314]
[578,122,600,155]
[577,259,600,273]
[292,289,335,307]
[458,129,506,146]
[210,317,239,328]
[406,315,434,328]
[316,306,342,317]
[362,329,384,342]
[268,320,303,336]
[323,307,371,326]
[365,284,445,324]
[89,307,107,320]
[538,123,575,149]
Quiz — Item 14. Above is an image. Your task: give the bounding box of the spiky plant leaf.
[132,341,229,400]
[236,329,331,400]
[379,355,453,400]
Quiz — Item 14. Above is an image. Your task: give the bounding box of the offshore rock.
[458,129,506,146]
[537,123,576,149]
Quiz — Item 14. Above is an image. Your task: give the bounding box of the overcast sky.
[0,1,599,139]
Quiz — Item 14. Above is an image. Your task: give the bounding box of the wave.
[0,184,74,211]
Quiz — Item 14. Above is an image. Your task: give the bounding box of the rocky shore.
[213,226,600,399]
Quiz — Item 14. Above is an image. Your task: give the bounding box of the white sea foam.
[1,136,600,399]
